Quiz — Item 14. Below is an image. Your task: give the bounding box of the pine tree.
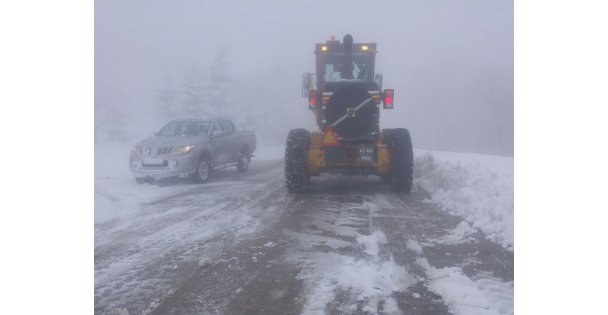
[205,50,232,118]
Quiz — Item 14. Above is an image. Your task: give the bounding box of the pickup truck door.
[220,120,240,162]
[209,121,232,165]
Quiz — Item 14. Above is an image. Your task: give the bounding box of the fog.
[95,0,513,156]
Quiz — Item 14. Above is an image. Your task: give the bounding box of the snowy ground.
[95,141,513,314]
[94,141,285,224]
[414,150,514,250]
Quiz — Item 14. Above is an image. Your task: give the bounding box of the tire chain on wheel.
[284,129,310,192]
[381,129,393,184]
[384,128,413,193]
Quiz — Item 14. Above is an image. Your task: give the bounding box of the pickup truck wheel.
[387,128,413,193]
[285,129,310,193]
[194,156,212,183]
[237,148,250,173]
[135,177,147,184]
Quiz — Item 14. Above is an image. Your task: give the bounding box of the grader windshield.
[322,54,374,81]
[314,42,377,89]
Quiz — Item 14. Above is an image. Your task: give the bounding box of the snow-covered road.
[95,143,513,315]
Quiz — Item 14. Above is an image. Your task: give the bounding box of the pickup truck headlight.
[170,145,194,155]
[131,146,141,154]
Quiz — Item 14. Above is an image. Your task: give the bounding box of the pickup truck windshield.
[157,121,209,136]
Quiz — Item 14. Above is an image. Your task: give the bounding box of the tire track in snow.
[95,161,287,314]
[286,179,423,314]
[95,163,513,314]
[372,189,513,314]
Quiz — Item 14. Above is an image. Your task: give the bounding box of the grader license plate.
[358,146,375,162]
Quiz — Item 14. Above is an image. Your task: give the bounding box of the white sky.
[96,0,513,155]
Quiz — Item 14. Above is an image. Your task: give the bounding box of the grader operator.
[285,34,413,193]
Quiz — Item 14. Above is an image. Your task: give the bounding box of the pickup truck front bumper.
[129,152,198,179]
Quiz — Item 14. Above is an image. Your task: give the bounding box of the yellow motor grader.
[285,34,413,193]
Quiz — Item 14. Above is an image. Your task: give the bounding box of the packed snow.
[97,143,513,248]
[296,230,415,315]
[95,141,185,223]
[95,141,513,314]
[432,221,478,246]
[414,150,514,250]
[94,141,283,224]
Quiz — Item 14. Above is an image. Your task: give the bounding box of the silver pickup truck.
[129,119,256,183]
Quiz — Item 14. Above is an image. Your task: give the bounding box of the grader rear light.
[383,89,394,109]
[309,90,318,109]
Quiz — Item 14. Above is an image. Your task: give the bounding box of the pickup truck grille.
[157,148,171,155]
[142,147,172,155]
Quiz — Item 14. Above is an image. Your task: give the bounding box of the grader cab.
[285,34,413,193]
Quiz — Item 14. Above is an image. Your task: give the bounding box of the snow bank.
[414,150,514,250]
[417,257,514,315]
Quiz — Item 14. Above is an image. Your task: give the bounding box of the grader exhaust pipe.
[342,34,354,79]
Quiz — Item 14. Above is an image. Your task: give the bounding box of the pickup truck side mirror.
[211,130,224,138]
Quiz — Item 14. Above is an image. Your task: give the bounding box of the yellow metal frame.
[306,131,391,176]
